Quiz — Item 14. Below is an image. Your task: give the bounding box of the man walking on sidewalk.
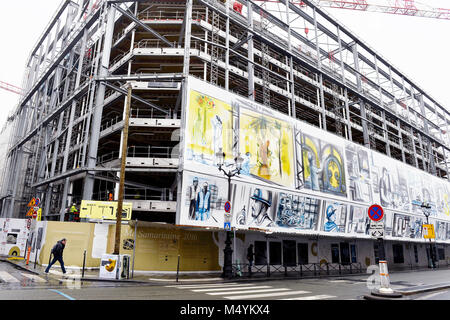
[45,238,67,274]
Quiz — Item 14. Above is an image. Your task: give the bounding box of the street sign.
[32,211,37,219]
[423,224,435,239]
[368,204,384,222]
[35,198,40,206]
[224,222,231,231]
[369,219,385,238]
[26,207,35,217]
[27,198,36,207]
[224,201,231,213]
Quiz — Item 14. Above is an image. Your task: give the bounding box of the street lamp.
[421,202,436,269]
[216,148,244,278]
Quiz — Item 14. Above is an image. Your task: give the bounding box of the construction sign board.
[27,198,36,208]
[26,207,35,217]
[80,200,132,221]
[423,224,435,239]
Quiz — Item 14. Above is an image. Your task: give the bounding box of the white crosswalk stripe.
[192,285,273,292]
[20,273,47,282]
[282,294,336,300]
[0,271,19,283]
[167,283,254,289]
[224,290,312,300]
[208,288,291,296]
[169,282,337,300]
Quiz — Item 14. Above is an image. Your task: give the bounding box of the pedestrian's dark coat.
[51,240,65,258]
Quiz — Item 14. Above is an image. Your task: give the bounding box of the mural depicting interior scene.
[275,193,321,231]
[392,213,423,239]
[239,107,295,188]
[302,134,346,197]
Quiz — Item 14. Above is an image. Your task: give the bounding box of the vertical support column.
[352,43,370,148]
[247,2,254,101]
[60,29,89,220]
[381,110,391,157]
[225,0,230,91]
[82,4,116,200]
[337,26,351,141]
[397,119,405,163]
[285,0,296,119]
[312,8,326,130]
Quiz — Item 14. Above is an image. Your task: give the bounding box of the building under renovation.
[1,0,450,272]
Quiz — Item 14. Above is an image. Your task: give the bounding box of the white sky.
[0,0,448,130]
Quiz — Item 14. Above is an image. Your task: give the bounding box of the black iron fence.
[231,262,363,278]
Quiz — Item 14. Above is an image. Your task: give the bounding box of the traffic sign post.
[366,204,398,297]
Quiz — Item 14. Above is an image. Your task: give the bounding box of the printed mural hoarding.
[177,76,450,243]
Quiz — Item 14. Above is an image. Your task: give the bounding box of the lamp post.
[216,149,244,278]
[421,202,436,269]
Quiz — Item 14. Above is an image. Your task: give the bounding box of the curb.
[396,282,450,296]
[0,258,41,275]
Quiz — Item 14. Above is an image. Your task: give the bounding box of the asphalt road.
[1,261,450,301]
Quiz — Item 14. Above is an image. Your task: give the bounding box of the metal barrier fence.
[231,262,363,278]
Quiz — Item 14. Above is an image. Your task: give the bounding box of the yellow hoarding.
[423,224,435,239]
[80,200,132,221]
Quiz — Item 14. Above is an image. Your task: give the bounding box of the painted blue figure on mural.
[324,205,338,232]
[240,152,252,176]
[196,182,211,221]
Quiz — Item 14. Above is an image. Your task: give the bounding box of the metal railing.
[97,146,177,164]
[232,262,363,278]
[93,188,173,202]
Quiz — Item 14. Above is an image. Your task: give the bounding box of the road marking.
[224,290,311,300]
[208,288,291,296]
[0,271,19,283]
[416,291,447,300]
[192,285,273,292]
[20,273,47,282]
[151,277,224,282]
[282,294,336,300]
[329,280,352,283]
[167,283,254,289]
[48,289,76,300]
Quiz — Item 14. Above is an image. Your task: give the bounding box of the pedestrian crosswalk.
[0,271,47,284]
[167,282,336,300]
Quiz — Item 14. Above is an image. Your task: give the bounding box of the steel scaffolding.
[1,0,449,221]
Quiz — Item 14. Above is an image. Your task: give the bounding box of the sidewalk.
[2,256,450,296]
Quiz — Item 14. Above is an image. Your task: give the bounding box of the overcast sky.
[0,0,448,129]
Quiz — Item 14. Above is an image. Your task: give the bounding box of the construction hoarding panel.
[178,76,450,242]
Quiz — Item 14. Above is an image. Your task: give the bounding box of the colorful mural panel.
[320,201,347,233]
[185,90,234,166]
[239,108,295,187]
[302,135,346,197]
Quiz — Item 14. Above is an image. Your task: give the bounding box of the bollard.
[82,250,86,278]
[25,246,31,266]
[176,255,180,282]
[378,260,394,294]
[34,248,39,269]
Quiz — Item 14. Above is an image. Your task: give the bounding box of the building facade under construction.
[1,0,449,271]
